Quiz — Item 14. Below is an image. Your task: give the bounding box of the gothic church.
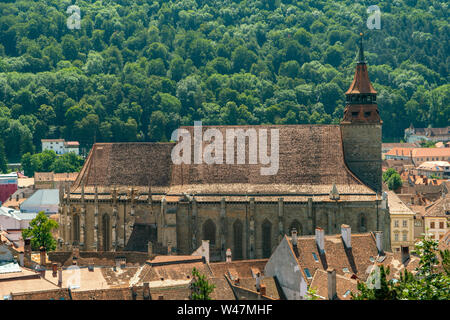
[58,37,390,261]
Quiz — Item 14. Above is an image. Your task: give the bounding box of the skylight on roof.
[304,268,312,279]
[343,267,350,273]
[312,252,318,262]
[343,290,351,298]
[369,256,375,262]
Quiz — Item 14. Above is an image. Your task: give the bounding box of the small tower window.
[364,111,371,117]
[352,112,359,117]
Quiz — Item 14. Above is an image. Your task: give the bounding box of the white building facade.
[41,139,79,155]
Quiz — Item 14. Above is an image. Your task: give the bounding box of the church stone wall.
[61,196,391,260]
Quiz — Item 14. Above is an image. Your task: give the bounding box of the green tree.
[387,173,403,190]
[189,267,215,300]
[382,168,398,182]
[51,152,84,173]
[21,152,33,177]
[22,211,59,251]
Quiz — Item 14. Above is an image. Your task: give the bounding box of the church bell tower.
[341,33,382,193]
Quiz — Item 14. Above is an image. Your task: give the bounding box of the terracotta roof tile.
[290,232,380,284]
[309,269,358,300]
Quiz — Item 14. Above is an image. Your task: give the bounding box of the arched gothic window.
[73,215,80,244]
[360,213,367,232]
[262,219,272,258]
[102,214,110,251]
[202,219,216,247]
[233,220,243,260]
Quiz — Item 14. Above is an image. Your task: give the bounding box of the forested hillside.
[0,0,448,163]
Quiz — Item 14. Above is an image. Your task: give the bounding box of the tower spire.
[358,33,365,64]
[341,35,380,124]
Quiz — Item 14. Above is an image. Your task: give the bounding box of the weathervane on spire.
[358,32,365,64]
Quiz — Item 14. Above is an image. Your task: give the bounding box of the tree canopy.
[22,211,59,252]
[21,150,84,177]
[0,0,447,164]
[189,267,215,300]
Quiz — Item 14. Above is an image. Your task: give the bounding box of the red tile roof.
[412,148,450,158]
[385,147,414,157]
[288,232,382,284]
[309,269,358,300]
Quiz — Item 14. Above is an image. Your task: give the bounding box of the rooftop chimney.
[226,248,232,262]
[327,268,337,300]
[52,263,58,277]
[19,252,24,267]
[24,239,31,261]
[341,224,351,249]
[143,282,150,300]
[39,247,46,266]
[375,231,384,255]
[259,284,266,297]
[315,228,325,253]
[401,246,410,264]
[255,272,261,292]
[57,265,62,287]
[72,246,80,259]
[131,287,137,300]
[291,228,298,246]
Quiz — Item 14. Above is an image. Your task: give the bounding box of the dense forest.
[0,0,448,163]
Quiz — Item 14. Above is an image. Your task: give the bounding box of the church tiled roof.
[68,125,376,200]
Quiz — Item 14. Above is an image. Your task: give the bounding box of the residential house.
[34,172,78,190]
[384,147,414,161]
[416,161,450,179]
[264,225,386,300]
[404,125,450,143]
[387,191,416,252]
[0,207,37,231]
[382,143,417,155]
[41,139,80,155]
[422,193,449,241]
[411,148,450,166]
[19,189,59,215]
[0,173,18,205]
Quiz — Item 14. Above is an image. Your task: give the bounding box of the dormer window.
[352,112,359,117]
[364,111,371,117]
